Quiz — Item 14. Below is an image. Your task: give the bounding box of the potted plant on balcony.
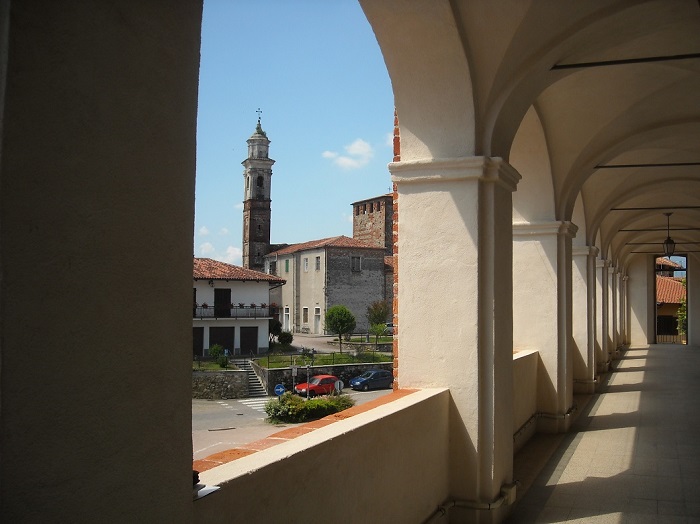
[201,303,209,309]
[250,303,257,308]
[238,302,245,308]
[261,302,267,308]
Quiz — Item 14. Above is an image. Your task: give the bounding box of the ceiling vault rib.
[551,52,700,70]
[610,206,700,211]
[595,162,700,169]
[621,227,699,232]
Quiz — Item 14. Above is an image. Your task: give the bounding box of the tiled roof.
[656,275,686,304]
[265,235,384,256]
[193,258,285,283]
[656,257,682,269]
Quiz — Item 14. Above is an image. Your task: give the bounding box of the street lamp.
[663,212,675,257]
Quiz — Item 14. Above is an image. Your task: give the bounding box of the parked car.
[349,369,393,391]
[384,322,394,335]
[294,374,343,397]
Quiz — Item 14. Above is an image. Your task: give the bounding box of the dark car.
[294,374,343,397]
[349,369,393,391]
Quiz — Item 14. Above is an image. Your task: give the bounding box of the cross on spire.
[256,107,262,123]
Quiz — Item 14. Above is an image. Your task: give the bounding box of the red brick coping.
[193,389,417,473]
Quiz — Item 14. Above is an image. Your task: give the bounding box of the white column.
[596,259,610,371]
[392,156,520,506]
[608,266,618,358]
[513,221,577,431]
[573,246,598,393]
[620,275,629,346]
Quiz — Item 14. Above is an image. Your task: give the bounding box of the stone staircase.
[232,359,267,398]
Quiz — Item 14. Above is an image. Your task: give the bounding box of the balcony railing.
[193,305,273,319]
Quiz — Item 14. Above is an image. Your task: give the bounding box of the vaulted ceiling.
[362,0,700,269]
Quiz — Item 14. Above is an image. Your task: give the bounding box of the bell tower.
[241,111,274,271]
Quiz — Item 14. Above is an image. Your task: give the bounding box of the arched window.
[257,176,263,188]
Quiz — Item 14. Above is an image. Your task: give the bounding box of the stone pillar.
[596,259,610,371]
[687,255,698,346]
[513,221,577,431]
[391,156,519,508]
[609,266,618,357]
[620,275,629,346]
[573,246,597,394]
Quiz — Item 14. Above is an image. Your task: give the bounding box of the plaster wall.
[513,229,558,414]
[295,247,326,332]
[193,280,271,306]
[511,106,555,223]
[572,249,591,389]
[194,390,450,524]
[687,255,698,346]
[513,350,538,453]
[628,255,652,345]
[0,1,202,520]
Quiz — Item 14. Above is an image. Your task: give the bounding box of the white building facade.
[193,258,285,356]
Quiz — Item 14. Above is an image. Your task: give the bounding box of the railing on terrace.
[657,333,687,344]
[257,349,392,368]
[193,305,273,319]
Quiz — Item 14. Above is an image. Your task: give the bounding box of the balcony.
[193,304,273,319]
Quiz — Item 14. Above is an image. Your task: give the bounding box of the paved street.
[192,387,393,459]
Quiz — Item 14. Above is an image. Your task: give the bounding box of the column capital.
[596,259,611,269]
[389,156,521,192]
[513,221,578,239]
[573,245,599,257]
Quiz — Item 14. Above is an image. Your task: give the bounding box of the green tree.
[325,305,356,353]
[369,322,387,353]
[208,343,228,368]
[677,278,687,336]
[366,300,390,327]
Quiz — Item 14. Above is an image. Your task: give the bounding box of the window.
[315,256,320,271]
[285,259,289,273]
[269,261,277,275]
[303,307,309,323]
[257,176,263,187]
[303,257,309,272]
[351,256,361,272]
[369,203,374,212]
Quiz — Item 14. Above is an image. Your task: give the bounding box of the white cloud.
[219,227,229,235]
[198,226,210,236]
[322,138,374,170]
[199,242,215,255]
[222,246,242,265]
[196,242,242,266]
[234,203,244,210]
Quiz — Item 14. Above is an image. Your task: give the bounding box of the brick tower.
[241,114,274,271]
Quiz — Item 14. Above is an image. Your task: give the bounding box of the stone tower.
[241,116,274,271]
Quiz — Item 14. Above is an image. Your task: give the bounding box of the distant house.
[655,256,682,276]
[656,274,686,339]
[264,236,387,334]
[193,257,285,357]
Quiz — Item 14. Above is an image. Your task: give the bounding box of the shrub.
[278,330,293,346]
[264,391,354,423]
[208,344,228,368]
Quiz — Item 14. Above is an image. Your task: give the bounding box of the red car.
[294,374,343,397]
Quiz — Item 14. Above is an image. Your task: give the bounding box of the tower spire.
[241,112,274,270]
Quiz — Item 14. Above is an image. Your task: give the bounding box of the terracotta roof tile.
[656,257,682,269]
[656,275,686,304]
[193,258,285,283]
[265,235,383,256]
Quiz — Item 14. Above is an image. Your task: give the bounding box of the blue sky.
[194,1,394,265]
